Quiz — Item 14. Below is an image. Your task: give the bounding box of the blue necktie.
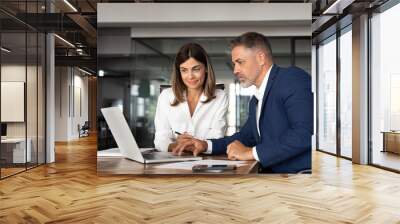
[252,97,260,143]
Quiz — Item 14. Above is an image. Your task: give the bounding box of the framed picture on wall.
[1,81,25,122]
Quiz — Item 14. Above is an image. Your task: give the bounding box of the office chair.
[78,121,90,138]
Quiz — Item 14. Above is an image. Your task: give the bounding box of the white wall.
[55,67,89,141]
[98,3,311,37]
[72,73,89,138]
[98,3,310,25]
[55,67,69,141]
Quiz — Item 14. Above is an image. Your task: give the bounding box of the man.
[172,32,313,173]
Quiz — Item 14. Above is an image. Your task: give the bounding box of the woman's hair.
[170,43,216,106]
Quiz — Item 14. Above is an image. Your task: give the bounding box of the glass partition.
[0,1,46,179]
[1,29,28,177]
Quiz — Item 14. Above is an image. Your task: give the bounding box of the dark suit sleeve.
[210,99,257,155]
[256,69,313,168]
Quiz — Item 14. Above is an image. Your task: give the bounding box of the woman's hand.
[172,136,207,156]
[176,132,192,142]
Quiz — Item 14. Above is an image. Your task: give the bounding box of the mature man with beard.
[172,32,313,173]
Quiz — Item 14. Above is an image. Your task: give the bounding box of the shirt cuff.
[156,137,173,152]
[205,140,213,154]
[252,146,260,161]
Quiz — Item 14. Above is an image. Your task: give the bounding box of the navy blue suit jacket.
[211,65,313,173]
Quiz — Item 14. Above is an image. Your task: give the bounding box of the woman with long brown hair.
[154,43,228,152]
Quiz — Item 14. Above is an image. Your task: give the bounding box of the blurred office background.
[96,4,312,150]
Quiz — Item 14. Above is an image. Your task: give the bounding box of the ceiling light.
[63,0,78,12]
[78,67,92,76]
[54,34,75,48]
[323,0,354,15]
[1,47,11,53]
[99,70,105,77]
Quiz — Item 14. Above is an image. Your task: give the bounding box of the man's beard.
[238,68,260,88]
[239,79,253,88]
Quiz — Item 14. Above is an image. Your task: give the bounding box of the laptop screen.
[101,107,144,162]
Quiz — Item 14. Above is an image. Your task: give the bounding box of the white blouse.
[154,88,228,152]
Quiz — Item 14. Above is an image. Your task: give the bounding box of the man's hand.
[171,135,208,156]
[227,140,254,161]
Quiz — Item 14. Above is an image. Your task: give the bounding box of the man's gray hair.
[230,32,273,59]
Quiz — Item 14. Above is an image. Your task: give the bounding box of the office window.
[339,27,352,158]
[317,36,337,154]
[371,3,400,171]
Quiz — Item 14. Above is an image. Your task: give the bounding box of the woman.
[154,43,228,152]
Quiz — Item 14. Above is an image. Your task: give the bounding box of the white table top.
[1,138,29,143]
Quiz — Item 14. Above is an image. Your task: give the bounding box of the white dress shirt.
[252,65,273,161]
[206,65,272,160]
[154,88,228,152]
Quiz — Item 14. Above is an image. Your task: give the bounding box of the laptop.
[100,107,202,164]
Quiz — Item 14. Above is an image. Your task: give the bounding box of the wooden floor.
[372,151,400,171]
[1,135,400,223]
[1,167,26,178]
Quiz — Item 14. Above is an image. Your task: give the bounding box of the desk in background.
[97,155,258,175]
[381,131,400,154]
[1,138,32,164]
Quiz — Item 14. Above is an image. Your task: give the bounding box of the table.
[1,138,32,164]
[97,155,259,175]
[382,131,400,154]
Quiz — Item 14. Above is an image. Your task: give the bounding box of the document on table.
[97,148,122,157]
[154,160,248,170]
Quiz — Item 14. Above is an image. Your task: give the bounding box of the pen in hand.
[174,131,182,135]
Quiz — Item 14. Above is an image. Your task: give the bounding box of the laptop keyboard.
[142,153,155,160]
[142,151,192,160]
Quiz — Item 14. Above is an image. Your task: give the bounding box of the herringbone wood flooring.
[1,135,400,223]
